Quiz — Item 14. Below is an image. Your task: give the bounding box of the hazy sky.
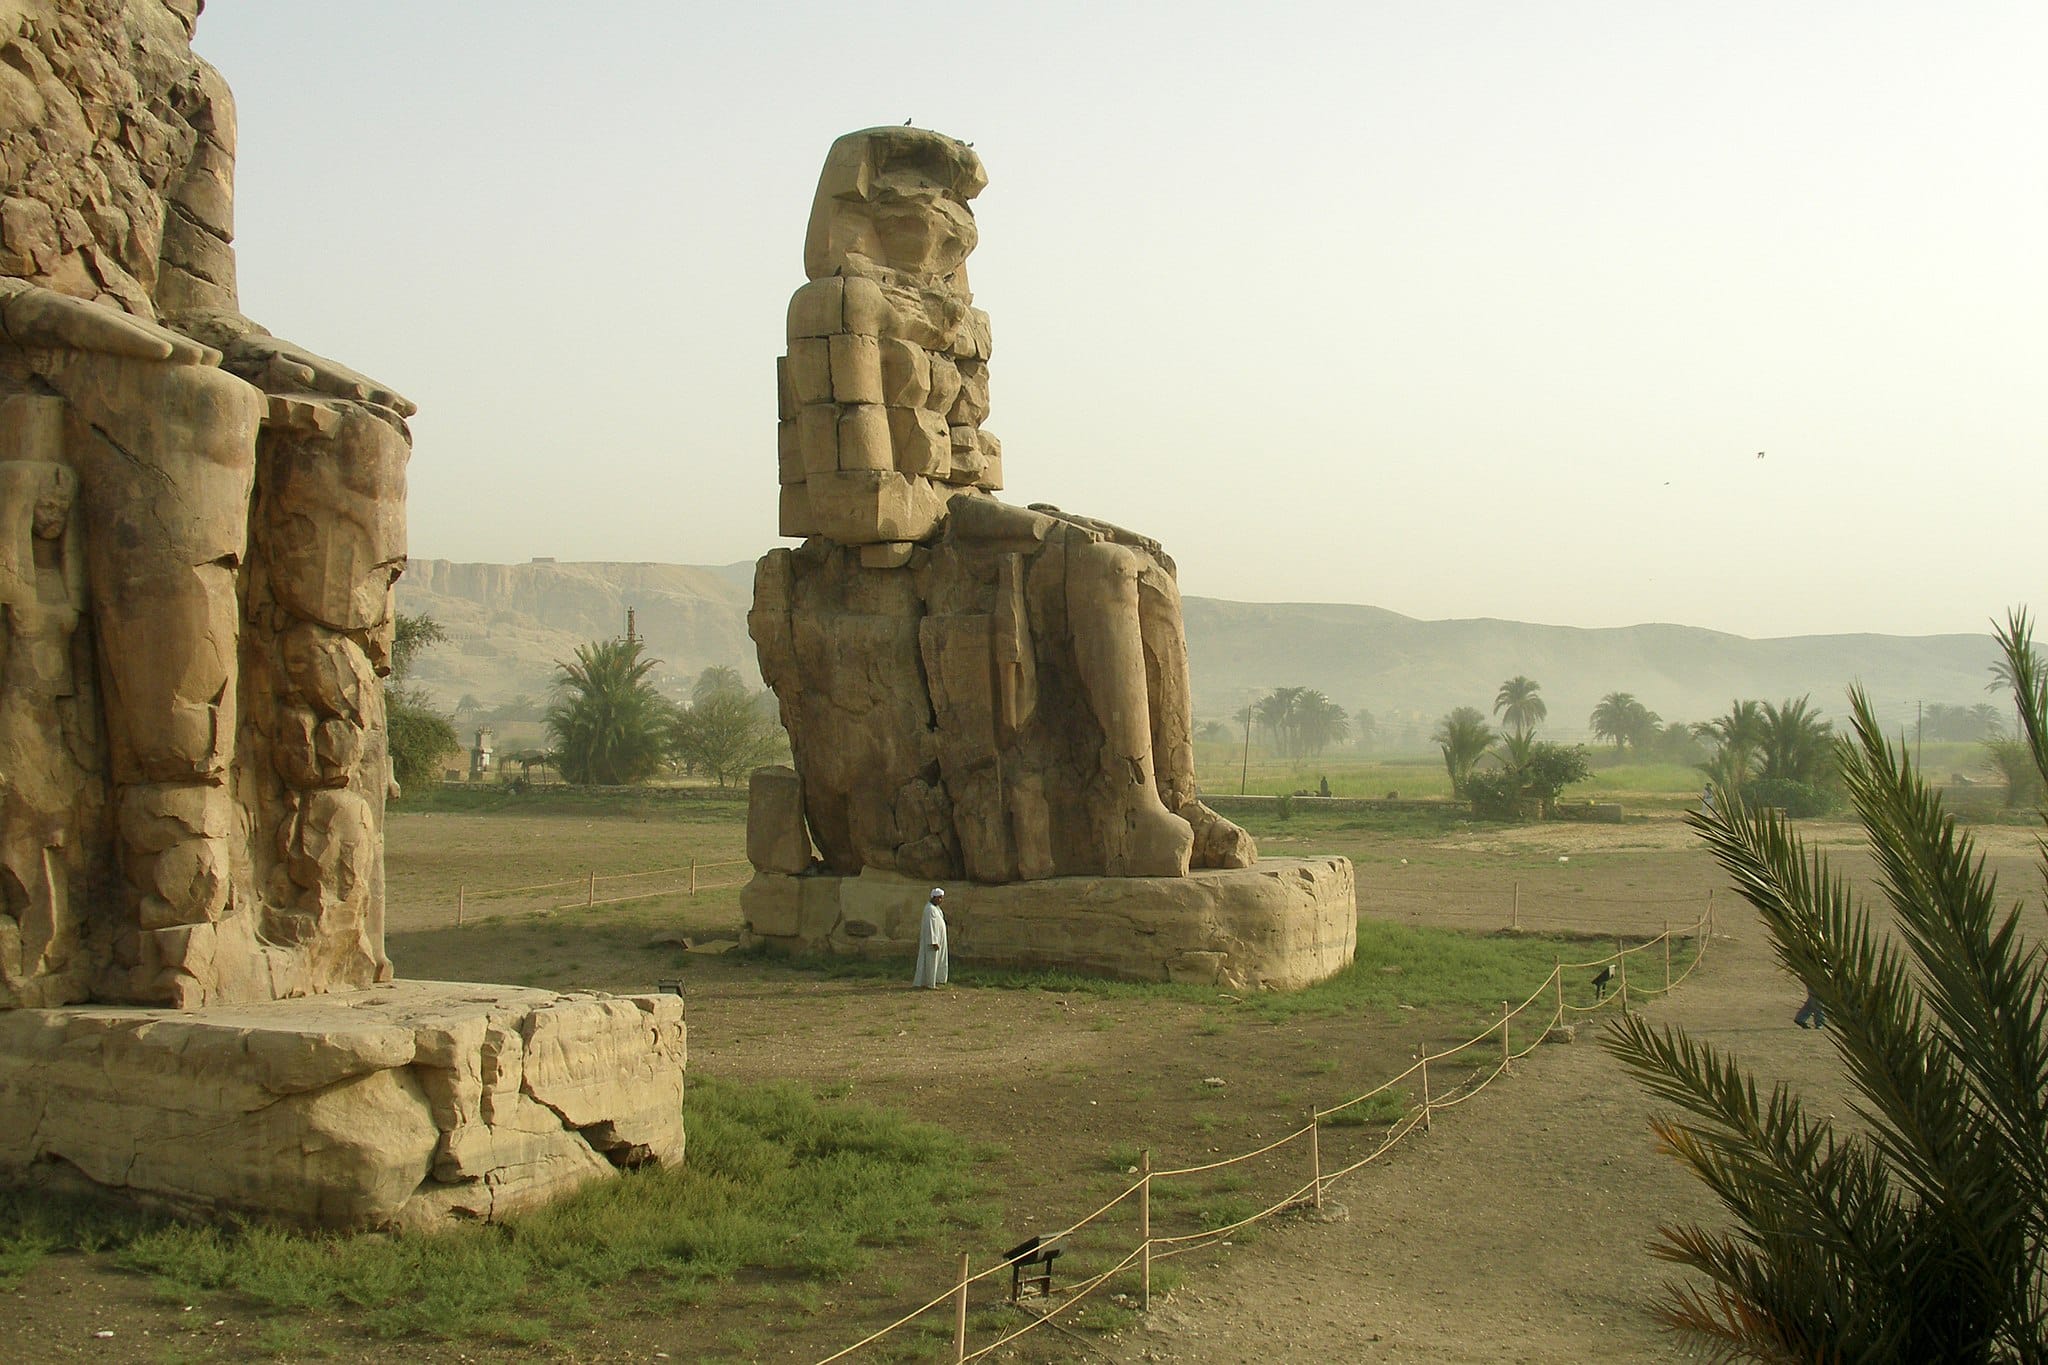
[191,2,2043,640]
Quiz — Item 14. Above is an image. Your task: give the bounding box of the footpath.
[1106,896,1856,1364]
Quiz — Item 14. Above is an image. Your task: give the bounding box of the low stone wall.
[0,981,686,1229]
[741,857,1357,992]
[1200,794,1457,816]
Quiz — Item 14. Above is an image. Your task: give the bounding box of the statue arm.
[0,280,219,366]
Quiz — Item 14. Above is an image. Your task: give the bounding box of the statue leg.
[1067,540,1191,877]
[1135,560,1257,870]
[46,353,261,973]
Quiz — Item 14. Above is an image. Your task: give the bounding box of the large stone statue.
[756,125,1253,885]
[0,0,408,1008]
[747,129,1354,990]
[0,4,686,1230]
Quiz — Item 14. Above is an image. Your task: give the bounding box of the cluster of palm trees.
[1688,696,1835,799]
[1238,686,1352,759]
[1431,677,1589,813]
[543,640,785,787]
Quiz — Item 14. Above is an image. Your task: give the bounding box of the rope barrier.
[1153,1124,1312,1179]
[793,901,1714,1363]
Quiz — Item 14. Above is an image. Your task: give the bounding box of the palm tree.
[1693,700,1767,795]
[1433,706,1494,797]
[544,637,672,785]
[1295,692,1350,757]
[1494,676,1546,739]
[1757,695,1834,786]
[692,664,747,705]
[1606,610,2048,1361]
[1589,692,1660,757]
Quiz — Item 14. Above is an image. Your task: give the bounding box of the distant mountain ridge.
[396,558,2000,744]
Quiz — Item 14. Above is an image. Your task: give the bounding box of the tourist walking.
[1794,986,1825,1029]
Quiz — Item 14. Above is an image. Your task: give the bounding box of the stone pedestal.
[0,981,685,1230]
[741,857,1357,991]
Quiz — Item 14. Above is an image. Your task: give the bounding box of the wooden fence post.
[1664,919,1672,988]
[1617,938,1630,1014]
[1140,1149,1152,1311]
[1419,1051,1432,1133]
[1707,887,1715,935]
[455,885,464,928]
[954,1250,969,1363]
[1511,880,1520,931]
[1553,957,1564,1025]
[1309,1113,1322,1211]
[586,870,595,908]
[1501,1000,1510,1068]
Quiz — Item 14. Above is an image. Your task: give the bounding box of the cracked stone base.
[742,857,1357,991]
[0,981,685,1230]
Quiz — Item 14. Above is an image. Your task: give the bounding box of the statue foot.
[1120,796,1193,878]
[1180,800,1257,870]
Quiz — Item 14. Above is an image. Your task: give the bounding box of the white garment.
[914,898,949,987]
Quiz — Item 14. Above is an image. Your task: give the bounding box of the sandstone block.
[828,334,883,405]
[836,404,892,471]
[797,403,838,475]
[926,352,963,417]
[808,470,948,544]
[787,278,844,338]
[842,275,888,336]
[860,542,914,569]
[878,337,931,407]
[741,872,802,938]
[778,483,818,538]
[747,765,815,874]
[0,981,686,1229]
[788,338,834,405]
[777,420,804,485]
[775,355,795,422]
[949,360,991,427]
[889,406,951,477]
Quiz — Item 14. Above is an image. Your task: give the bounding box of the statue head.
[31,463,75,540]
[803,127,986,282]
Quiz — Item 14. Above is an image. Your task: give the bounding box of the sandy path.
[1107,896,1857,1364]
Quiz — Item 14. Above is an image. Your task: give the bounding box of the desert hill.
[397,558,2001,746]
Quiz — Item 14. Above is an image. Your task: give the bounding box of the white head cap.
[930,887,946,899]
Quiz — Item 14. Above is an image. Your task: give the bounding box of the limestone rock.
[0,2,410,1009]
[0,980,686,1229]
[743,860,1357,993]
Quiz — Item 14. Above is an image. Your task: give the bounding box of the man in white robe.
[914,887,949,988]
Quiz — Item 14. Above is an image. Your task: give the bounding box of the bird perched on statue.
[1591,963,1617,1001]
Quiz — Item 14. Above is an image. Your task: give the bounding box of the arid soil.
[3,810,2036,1363]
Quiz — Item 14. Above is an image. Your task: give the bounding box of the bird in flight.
[1756,451,1766,459]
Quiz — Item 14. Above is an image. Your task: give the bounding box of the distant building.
[470,727,495,780]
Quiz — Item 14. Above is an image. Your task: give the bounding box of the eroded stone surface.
[0,980,686,1229]
[0,1,411,1008]
[751,128,1349,989]
[743,859,1357,993]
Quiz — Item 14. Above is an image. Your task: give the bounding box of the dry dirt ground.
[3,806,2038,1364]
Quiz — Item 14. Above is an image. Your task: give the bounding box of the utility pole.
[1240,690,1254,795]
[1916,699,1922,771]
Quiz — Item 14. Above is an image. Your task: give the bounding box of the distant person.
[1794,986,1825,1030]
[914,887,950,988]
[1318,775,1331,799]
[1700,782,1717,817]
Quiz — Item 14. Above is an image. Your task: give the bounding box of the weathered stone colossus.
[0,3,686,1230]
[753,126,1257,889]
[0,0,411,1008]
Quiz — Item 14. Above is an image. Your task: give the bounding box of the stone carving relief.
[0,0,410,1008]
[753,127,1255,886]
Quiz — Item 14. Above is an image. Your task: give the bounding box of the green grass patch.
[1244,919,1589,1021]
[1324,1089,1410,1127]
[4,1078,986,1342]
